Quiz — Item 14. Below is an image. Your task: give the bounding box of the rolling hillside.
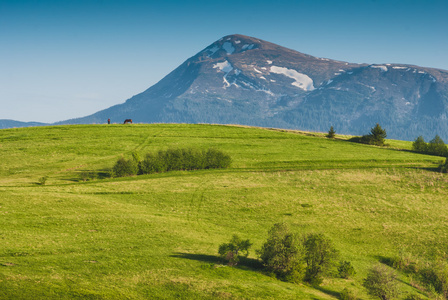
[1,124,447,299]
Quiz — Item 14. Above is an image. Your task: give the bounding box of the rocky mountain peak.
[47,34,448,141]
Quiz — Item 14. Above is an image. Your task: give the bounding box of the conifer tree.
[369,123,387,146]
[327,126,335,138]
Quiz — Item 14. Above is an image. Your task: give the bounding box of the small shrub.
[112,157,138,177]
[38,176,48,185]
[340,288,357,300]
[80,171,97,182]
[218,235,252,266]
[338,261,356,279]
[363,264,400,300]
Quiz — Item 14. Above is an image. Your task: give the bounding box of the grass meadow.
[0,124,447,299]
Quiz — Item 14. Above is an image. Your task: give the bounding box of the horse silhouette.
[123,119,133,124]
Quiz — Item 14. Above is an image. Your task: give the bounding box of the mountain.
[0,119,47,129]
[8,34,448,141]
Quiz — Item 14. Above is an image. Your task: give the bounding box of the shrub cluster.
[112,148,231,177]
[219,224,352,286]
[349,123,387,146]
[412,135,448,157]
[255,223,350,285]
[392,251,448,299]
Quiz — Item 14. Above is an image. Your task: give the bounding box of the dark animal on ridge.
[124,119,132,124]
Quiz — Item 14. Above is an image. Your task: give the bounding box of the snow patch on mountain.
[242,44,255,50]
[370,65,388,72]
[270,66,315,91]
[222,42,235,55]
[213,60,234,88]
[213,60,233,73]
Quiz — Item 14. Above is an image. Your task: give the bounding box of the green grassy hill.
[1,124,447,299]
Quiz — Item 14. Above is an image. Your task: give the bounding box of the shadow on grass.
[375,255,395,267]
[62,169,112,183]
[314,285,341,299]
[421,166,444,173]
[170,252,263,270]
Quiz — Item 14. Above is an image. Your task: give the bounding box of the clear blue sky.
[1,0,447,123]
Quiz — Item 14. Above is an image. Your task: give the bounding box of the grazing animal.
[123,119,133,124]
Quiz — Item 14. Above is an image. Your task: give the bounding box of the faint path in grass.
[133,129,162,153]
[187,179,209,226]
[56,128,165,183]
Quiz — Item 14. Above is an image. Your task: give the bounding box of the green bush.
[363,264,400,300]
[427,135,448,157]
[257,223,306,283]
[112,157,139,177]
[413,135,448,157]
[218,235,252,266]
[38,176,48,185]
[339,288,357,300]
[412,136,427,153]
[338,260,356,279]
[80,171,97,182]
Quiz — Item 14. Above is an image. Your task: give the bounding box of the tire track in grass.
[133,129,162,153]
[187,180,209,228]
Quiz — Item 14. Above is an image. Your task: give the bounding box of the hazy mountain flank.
[5,34,448,141]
